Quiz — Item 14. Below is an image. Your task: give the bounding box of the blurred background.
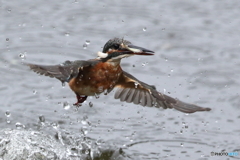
[0,0,239,159]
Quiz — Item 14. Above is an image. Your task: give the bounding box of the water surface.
[0,0,239,159]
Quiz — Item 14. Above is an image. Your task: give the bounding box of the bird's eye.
[113,44,119,49]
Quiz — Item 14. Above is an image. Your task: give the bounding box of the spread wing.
[114,71,211,113]
[26,60,97,83]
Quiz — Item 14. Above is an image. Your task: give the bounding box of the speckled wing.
[26,60,97,83]
[114,71,211,113]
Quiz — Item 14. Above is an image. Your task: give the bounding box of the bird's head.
[98,38,154,61]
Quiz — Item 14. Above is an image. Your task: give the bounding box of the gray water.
[0,0,239,159]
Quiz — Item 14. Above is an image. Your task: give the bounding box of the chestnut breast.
[68,62,122,96]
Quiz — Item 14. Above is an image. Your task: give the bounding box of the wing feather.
[26,60,98,83]
[114,71,211,113]
[126,88,136,103]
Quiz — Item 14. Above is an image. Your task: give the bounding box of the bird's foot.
[73,94,88,106]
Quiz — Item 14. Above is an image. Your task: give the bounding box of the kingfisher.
[27,38,211,113]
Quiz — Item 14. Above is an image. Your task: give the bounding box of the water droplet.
[81,120,88,125]
[98,86,104,92]
[62,82,65,87]
[85,40,90,45]
[83,43,88,49]
[51,122,59,129]
[84,148,89,154]
[89,102,93,107]
[33,89,37,94]
[180,143,184,147]
[171,69,173,72]
[6,38,9,42]
[6,119,11,124]
[45,95,51,101]
[162,28,165,31]
[5,111,11,117]
[142,62,146,67]
[81,115,90,127]
[103,89,108,95]
[95,93,99,99]
[39,115,45,123]
[163,88,166,94]
[16,122,25,129]
[63,101,71,110]
[96,139,104,146]
[134,82,139,88]
[132,65,135,67]
[65,32,70,36]
[81,127,88,136]
[143,27,147,31]
[82,115,88,121]
[19,52,26,60]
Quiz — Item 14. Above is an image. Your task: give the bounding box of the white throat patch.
[97,51,108,58]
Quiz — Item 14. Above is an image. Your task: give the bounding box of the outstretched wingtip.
[22,62,31,67]
[24,63,45,74]
[173,100,211,113]
[23,62,37,70]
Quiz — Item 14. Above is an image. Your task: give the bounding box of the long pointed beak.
[125,44,154,55]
